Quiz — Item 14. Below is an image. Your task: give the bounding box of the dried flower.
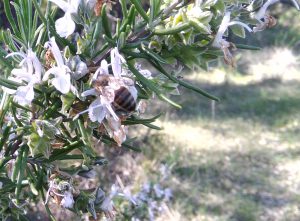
[253,14,277,32]
[252,0,279,32]
[212,12,252,66]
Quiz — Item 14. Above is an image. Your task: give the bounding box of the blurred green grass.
[132,46,300,220]
[108,8,300,220]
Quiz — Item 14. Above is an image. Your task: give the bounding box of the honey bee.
[112,86,137,113]
[92,75,137,114]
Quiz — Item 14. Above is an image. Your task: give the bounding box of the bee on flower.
[79,47,138,146]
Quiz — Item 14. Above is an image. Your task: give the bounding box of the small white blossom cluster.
[4,49,42,106]
[97,183,137,219]
[45,178,75,209]
[129,183,173,221]
[92,175,173,221]
[3,37,87,105]
[212,0,300,65]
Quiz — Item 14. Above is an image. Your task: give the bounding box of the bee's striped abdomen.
[113,86,136,112]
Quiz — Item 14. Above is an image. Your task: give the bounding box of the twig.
[163,0,183,15]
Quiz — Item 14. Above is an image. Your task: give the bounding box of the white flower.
[43,37,72,94]
[87,97,106,123]
[5,49,42,105]
[212,12,252,66]
[85,93,118,123]
[80,60,119,124]
[212,12,252,48]
[80,89,119,128]
[14,85,35,106]
[111,47,126,77]
[61,190,75,208]
[100,183,137,215]
[92,60,109,82]
[49,0,81,38]
[79,54,138,146]
[253,0,279,20]
[0,182,2,189]
[142,183,151,193]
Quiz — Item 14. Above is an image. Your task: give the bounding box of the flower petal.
[11,68,32,82]
[14,85,34,106]
[45,37,65,67]
[81,88,97,97]
[60,191,74,208]
[69,0,81,13]
[212,12,231,48]
[111,48,125,77]
[55,13,76,38]
[88,98,106,123]
[74,60,89,80]
[27,49,42,81]
[49,0,69,12]
[52,73,71,94]
[43,67,61,81]
[254,0,279,20]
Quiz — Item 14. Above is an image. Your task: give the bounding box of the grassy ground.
[126,47,300,221]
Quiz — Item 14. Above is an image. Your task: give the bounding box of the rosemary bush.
[0,0,298,220]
